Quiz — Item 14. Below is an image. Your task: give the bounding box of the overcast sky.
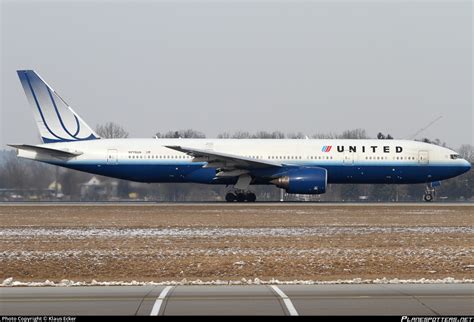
[1,0,472,149]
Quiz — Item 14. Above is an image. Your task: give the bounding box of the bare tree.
[217,132,231,139]
[287,132,307,139]
[0,150,55,190]
[420,138,446,147]
[459,144,474,162]
[312,129,368,140]
[269,131,286,139]
[311,132,338,139]
[230,131,252,139]
[341,128,368,139]
[156,129,206,138]
[0,151,31,189]
[95,122,129,139]
[252,131,285,139]
[376,132,394,139]
[218,131,285,139]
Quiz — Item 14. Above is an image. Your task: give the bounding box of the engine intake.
[271,167,327,194]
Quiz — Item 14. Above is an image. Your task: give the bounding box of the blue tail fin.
[17,70,99,143]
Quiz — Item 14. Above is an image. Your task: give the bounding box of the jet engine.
[271,167,327,194]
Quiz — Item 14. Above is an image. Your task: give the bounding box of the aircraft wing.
[8,144,83,159]
[165,145,281,170]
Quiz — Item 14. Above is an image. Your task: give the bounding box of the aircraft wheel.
[246,193,257,202]
[225,192,236,202]
[236,193,246,202]
[424,194,433,202]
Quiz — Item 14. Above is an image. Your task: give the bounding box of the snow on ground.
[1,247,471,260]
[2,207,471,284]
[1,226,472,239]
[1,277,473,287]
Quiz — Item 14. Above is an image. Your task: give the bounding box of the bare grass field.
[1,204,472,283]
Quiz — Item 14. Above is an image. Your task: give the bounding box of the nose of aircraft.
[461,159,472,174]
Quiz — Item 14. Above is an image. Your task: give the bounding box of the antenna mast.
[407,115,443,140]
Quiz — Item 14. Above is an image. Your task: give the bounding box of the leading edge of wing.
[165,145,282,169]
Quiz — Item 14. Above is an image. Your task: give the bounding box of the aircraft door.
[343,152,354,165]
[107,149,118,165]
[418,151,429,165]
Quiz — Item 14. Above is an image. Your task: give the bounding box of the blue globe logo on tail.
[17,70,99,143]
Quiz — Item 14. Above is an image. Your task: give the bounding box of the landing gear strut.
[424,183,436,202]
[225,191,257,202]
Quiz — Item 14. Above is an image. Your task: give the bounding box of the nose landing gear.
[225,191,257,202]
[423,192,434,202]
[424,181,440,202]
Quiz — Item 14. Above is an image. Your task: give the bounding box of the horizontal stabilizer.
[8,144,83,158]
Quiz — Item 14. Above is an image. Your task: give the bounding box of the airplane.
[9,70,471,202]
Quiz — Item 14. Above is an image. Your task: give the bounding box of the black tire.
[236,193,246,202]
[246,193,257,202]
[225,193,236,202]
[424,194,433,202]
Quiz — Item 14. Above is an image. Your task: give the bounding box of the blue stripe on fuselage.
[43,160,468,184]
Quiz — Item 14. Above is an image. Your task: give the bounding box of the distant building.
[48,180,64,199]
[80,176,118,201]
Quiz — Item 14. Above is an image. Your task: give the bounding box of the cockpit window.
[450,154,461,160]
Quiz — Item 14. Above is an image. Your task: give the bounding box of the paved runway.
[1,284,473,315]
[1,202,473,206]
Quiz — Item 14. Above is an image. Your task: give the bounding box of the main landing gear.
[225,174,256,202]
[225,191,257,202]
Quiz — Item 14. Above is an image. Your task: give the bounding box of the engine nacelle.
[271,167,327,194]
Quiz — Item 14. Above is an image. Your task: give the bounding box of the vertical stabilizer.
[17,70,99,143]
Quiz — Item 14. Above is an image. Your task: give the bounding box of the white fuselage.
[17,138,471,185]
